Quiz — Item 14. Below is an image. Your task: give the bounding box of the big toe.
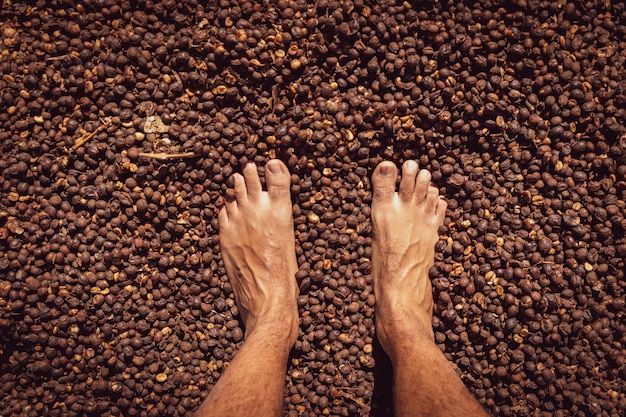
[372,161,398,202]
[265,159,291,200]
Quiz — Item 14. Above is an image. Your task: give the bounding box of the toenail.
[418,169,430,179]
[266,160,282,174]
[404,160,417,170]
[379,164,394,176]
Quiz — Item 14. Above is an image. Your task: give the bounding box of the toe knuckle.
[374,187,394,197]
[271,185,289,196]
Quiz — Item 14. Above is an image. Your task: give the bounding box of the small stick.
[46,55,69,61]
[72,118,111,150]
[138,152,197,161]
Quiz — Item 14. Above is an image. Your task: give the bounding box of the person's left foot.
[218,160,299,341]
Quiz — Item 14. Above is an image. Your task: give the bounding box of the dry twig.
[72,118,112,150]
[138,152,197,161]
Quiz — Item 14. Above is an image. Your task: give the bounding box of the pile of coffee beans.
[1,1,624,416]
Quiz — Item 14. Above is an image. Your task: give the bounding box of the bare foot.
[218,159,299,342]
[370,160,447,354]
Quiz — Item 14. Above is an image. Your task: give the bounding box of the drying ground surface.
[0,1,625,416]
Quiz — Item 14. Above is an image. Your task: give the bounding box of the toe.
[224,198,238,217]
[399,160,418,200]
[233,173,248,202]
[218,206,229,227]
[425,186,439,213]
[436,196,447,225]
[242,162,262,200]
[372,161,398,202]
[414,169,432,201]
[265,159,291,200]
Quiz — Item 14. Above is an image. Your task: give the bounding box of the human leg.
[195,159,298,417]
[371,160,489,417]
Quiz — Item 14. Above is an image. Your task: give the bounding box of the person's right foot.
[370,160,447,354]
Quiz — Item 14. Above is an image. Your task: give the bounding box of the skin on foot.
[370,160,447,353]
[218,159,299,342]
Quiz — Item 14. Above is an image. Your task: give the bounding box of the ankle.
[379,328,436,363]
[245,302,299,341]
[376,312,434,357]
